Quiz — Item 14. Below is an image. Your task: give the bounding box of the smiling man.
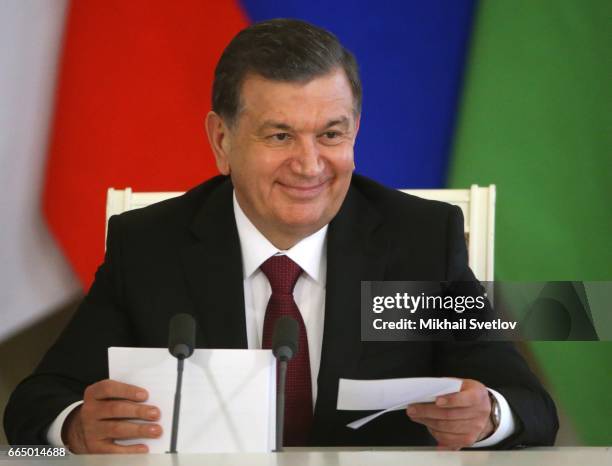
[206,69,358,250]
[4,19,558,452]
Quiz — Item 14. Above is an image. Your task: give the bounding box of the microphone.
[272,315,299,361]
[168,313,196,359]
[167,313,196,454]
[271,316,299,452]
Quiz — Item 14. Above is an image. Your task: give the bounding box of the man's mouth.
[276,179,330,199]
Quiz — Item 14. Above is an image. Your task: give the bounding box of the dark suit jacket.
[4,174,558,447]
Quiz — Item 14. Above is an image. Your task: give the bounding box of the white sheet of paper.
[337,377,462,429]
[108,347,276,453]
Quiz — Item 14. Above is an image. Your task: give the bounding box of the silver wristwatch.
[489,393,501,431]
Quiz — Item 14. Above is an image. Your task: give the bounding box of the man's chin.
[276,214,329,237]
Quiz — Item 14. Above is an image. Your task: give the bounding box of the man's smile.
[276,179,331,199]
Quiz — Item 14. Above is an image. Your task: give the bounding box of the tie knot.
[260,255,302,295]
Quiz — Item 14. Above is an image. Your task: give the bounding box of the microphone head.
[272,316,299,361]
[168,313,196,359]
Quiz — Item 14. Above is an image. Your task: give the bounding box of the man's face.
[208,68,359,247]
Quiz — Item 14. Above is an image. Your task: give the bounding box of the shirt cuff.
[45,401,83,446]
[471,388,516,448]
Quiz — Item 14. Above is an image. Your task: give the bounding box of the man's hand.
[406,379,494,450]
[62,379,162,454]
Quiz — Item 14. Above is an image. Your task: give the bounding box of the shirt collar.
[233,191,327,285]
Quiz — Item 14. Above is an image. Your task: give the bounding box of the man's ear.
[352,113,361,171]
[205,111,232,175]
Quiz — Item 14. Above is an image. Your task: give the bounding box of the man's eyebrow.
[259,120,292,131]
[258,116,351,132]
[323,116,350,130]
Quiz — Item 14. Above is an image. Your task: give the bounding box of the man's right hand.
[62,379,162,454]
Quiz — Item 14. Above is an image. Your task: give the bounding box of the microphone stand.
[271,316,298,453]
[169,355,184,453]
[275,357,288,452]
[166,313,195,454]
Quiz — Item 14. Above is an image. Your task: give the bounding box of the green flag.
[449,0,612,444]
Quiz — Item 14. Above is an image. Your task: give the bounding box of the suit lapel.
[318,184,388,389]
[180,179,247,349]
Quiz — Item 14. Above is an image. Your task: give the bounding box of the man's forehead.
[236,70,357,125]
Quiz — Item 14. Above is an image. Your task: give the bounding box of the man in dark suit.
[4,19,558,452]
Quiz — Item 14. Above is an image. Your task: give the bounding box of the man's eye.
[270,133,290,141]
[319,131,344,145]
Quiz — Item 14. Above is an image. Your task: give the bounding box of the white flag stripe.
[0,0,80,342]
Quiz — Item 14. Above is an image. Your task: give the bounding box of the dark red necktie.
[261,255,313,446]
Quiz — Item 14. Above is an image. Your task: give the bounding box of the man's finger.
[85,379,148,402]
[428,428,478,449]
[98,400,160,421]
[89,442,149,454]
[95,420,163,440]
[410,417,482,435]
[406,403,475,420]
[435,379,489,409]
[435,388,486,409]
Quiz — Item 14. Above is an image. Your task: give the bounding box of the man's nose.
[290,137,324,177]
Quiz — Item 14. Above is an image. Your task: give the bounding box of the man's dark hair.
[212,18,362,125]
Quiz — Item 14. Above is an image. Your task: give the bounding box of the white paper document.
[108,347,276,453]
[337,377,462,429]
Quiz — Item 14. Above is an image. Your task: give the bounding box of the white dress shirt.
[234,192,327,403]
[47,190,515,447]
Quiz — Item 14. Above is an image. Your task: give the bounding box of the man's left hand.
[406,378,494,450]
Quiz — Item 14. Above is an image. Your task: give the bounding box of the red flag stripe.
[43,1,249,288]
